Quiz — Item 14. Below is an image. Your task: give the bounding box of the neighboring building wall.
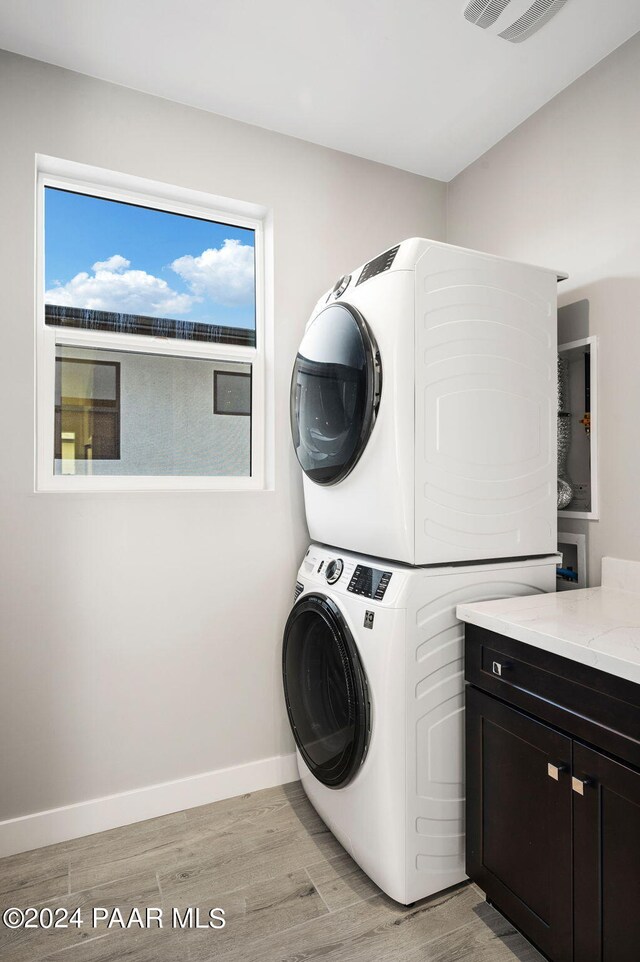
[57,350,251,477]
[447,31,640,586]
[0,48,446,823]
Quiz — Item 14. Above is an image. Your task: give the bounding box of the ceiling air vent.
[498,0,568,42]
[463,0,570,42]
[463,0,511,28]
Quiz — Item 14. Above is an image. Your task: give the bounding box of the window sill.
[35,476,269,494]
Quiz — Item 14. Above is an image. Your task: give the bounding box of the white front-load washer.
[290,238,565,565]
[282,543,559,905]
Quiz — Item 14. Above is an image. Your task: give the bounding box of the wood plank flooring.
[0,781,544,962]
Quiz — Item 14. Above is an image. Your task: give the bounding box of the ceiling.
[1,0,639,181]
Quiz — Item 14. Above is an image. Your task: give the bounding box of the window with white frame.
[36,159,268,491]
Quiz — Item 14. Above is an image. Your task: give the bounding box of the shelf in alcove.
[557,335,599,521]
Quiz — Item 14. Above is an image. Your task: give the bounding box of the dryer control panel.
[347,564,392,600]
[356,245,400,286]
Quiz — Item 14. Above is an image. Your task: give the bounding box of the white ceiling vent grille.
[464,0,570,42]
[498,0,568,42]
[463,0,511,28]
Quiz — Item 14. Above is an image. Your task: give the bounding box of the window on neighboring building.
[36,158,269,491]
[214,371,252,416]
[55,356,120,468]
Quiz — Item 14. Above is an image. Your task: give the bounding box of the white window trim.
[35,155,273,493]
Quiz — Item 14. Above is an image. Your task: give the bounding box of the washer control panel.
[347,564,392,600]
[302,545,400,604]
[325,558,344,584]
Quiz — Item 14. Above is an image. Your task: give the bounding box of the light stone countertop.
[456,557,640,686]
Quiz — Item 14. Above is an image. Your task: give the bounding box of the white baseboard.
[0,752,299,858]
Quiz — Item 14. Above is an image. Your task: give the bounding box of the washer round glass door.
[290,302,381,485]
[282,594,370,787]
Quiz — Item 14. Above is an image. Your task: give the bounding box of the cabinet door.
[573,743,640,962]
[466,686,573,962]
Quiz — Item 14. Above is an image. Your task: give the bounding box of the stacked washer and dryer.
[282,238,563,905]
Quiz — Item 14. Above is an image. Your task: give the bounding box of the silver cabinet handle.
[572,775,592,795]
[492,661,510,677]
[548,762,568,781]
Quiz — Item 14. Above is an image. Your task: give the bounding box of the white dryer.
[282,543,558,905]
[291,238,564,565]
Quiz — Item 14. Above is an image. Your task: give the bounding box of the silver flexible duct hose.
[557,356,573,509]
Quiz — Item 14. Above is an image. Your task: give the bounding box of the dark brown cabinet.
[465,624,640,962]
[466,686,573,961]
[572,744,640,962]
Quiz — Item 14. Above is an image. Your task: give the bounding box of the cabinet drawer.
[465,625,640,770]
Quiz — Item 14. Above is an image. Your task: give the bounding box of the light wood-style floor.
[0,781,544,962]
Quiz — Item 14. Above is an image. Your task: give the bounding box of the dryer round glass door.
[290,303,381,485]
[282,594,370,787]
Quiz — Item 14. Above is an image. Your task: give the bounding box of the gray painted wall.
[0,49,446,820]
[447,31,640,587]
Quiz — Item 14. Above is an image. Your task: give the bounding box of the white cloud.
[171,238,254,306]
[92,254,130,273]
[45,256,195,318]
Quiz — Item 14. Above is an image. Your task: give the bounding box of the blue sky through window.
[44,188,256,330]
